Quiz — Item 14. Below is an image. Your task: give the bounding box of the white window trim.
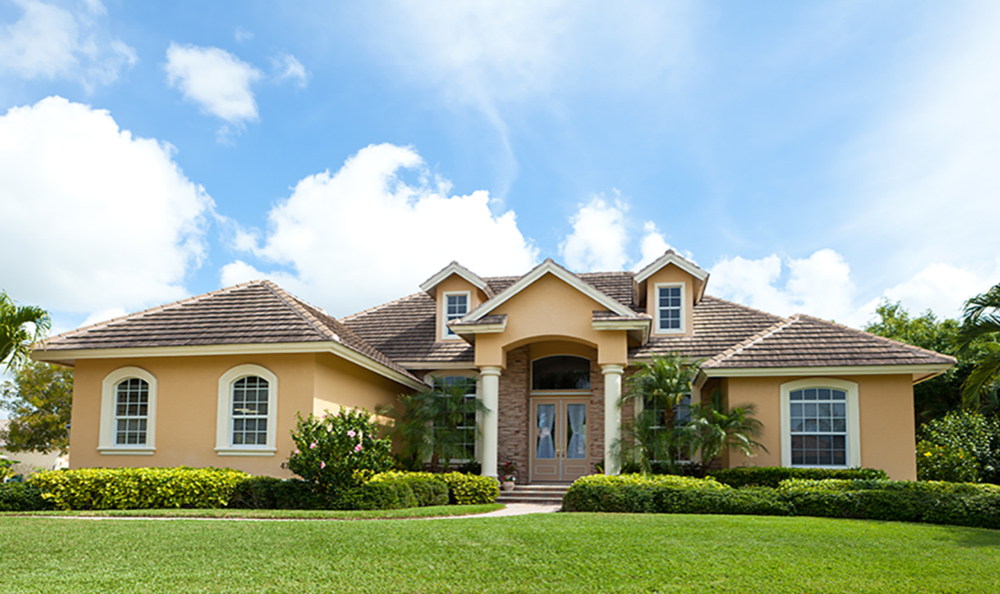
[99,366,157,455]
[442,290,471,340]
[216,364,278,456]
[653,282,685,335]
[780,378,861,469]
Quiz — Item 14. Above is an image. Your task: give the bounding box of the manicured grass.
[2,513,999,592]
[7,503,502,520]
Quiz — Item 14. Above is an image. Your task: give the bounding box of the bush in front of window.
[0,482,53,511]
[287,408,394,497]
[27,467,250,510]
[707,466,889,489]
[916,410,1000,484]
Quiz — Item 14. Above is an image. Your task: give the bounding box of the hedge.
[370,471,498,505]
[227,476,326,510]
[27,467,250,510]
[708,467,888,489]
[0,482,53,512]
[562,474,1000,529]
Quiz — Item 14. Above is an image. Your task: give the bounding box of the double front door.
[530,397,590,483]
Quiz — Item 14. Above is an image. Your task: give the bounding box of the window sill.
[98,447,155,456]
[215,447,277,457]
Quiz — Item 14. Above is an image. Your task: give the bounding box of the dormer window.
[443,291,469,339]
[655,283,684,334]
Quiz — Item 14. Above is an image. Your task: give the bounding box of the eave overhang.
[693,363,954,389]
[419,261,495,299]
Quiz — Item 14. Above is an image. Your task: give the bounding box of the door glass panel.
[536,403,556,459]
[566,403,587,459]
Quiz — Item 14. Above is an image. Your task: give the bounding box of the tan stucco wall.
[434,275,489,343]
[642,264,697,337]
[70,352,407,478]
[474,273,628,368]
[725,374,917,480]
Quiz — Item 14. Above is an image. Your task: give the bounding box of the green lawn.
[9,503,502,520]
[2,513,999,593]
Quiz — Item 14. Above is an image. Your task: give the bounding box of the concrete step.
[497,483,570,506]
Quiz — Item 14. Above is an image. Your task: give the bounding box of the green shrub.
[227,476,326,510]
[563,474,728,513]
[371,471,498,505]
[917,410,1000,483]
[0,482,53,511]
[27,467,250,510]
[347,480,418,510]
[287,408,395,495]
[708,466,888,488]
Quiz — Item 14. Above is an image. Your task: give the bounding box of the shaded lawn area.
[2,513,999,593]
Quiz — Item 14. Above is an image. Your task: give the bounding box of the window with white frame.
[655,283,684,333]
[443,292,469,338]
[99,367,157,454]
[114,378,149,445]
[781,379,860,468]
[436,376,478,461]
[216,364,279,456]
[642,393,691,461]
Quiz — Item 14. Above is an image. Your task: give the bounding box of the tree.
[864,300,996,422]
[682,388,766,470]
[0,291,50,373]
[958,282,1000,411]
[0,361,73,454]
[616,353,698,474]
[378,377,488,472]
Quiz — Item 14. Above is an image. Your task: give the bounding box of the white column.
[602,364,625,475]
[479,366,501,479]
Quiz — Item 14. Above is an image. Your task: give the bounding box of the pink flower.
[310,442,317,449]
[347,430,356,438]
[294,449,300,455]
[320,461,326,469]
[354,444,362,452]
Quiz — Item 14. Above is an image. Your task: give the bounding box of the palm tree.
[617,353,698,474]
[681,389,766,470]
[0,291,50,373]
[959,282,1000,410]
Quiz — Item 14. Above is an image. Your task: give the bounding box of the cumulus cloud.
[222,143,538,315]
[165,43,263,127]
[560,196,629,272]
[710,249,858,324]
[0,0,136,90]
[0,96,213,314]
[271,52,308,88]
[634,222,672,271]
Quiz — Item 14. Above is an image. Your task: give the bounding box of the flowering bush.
[287,408,393,495]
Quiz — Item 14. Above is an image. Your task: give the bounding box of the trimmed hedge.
[708,467,888,489]
[562,474,1000,529]
[227,477,326,510]
[371,471,498,505]
[28,467,250,510]
[0,482,53,512]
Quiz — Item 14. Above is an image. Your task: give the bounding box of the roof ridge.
[792,313,958,364]
[342,292,426,321]
[260,281,339,342]
[36,280,264,347]
[702,314,796,368]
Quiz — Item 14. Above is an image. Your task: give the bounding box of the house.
[0,419,69,475]
[32,250,955,481]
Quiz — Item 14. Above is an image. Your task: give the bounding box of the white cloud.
[165,43,263,126]
[0,96,213,314]
[842,2,1000,281]
[634,222,672,271]
[560,196,629,272]
[710,249,859,325]
[271,52,308,88]
[0,0,136,90]
[224,143,538,315]
[234,26,253,43]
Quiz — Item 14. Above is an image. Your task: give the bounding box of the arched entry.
[530,355,592,482]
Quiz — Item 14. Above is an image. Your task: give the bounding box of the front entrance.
[530,397,590,483]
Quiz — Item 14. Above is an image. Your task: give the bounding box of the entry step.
[496,483,570,506]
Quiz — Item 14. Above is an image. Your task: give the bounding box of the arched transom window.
[532,355,591,391]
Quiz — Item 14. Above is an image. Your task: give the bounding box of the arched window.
[532,356,590,391]
[216,364,279,456]
[99,367,157,454]
[780,378,860,468]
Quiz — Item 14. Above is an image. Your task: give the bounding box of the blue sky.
[2,0,999,340]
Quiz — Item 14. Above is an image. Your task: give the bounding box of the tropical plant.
[0,291,50,373]
[616,353,698,474]
[682,388,766,470]
[915,409,1000,484]
[378,376,488,472]
[0,361,73,454]
[958,282,1000,410]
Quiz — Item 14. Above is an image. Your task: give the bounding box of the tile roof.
[702,314,957,369]
[36,281,418,381]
